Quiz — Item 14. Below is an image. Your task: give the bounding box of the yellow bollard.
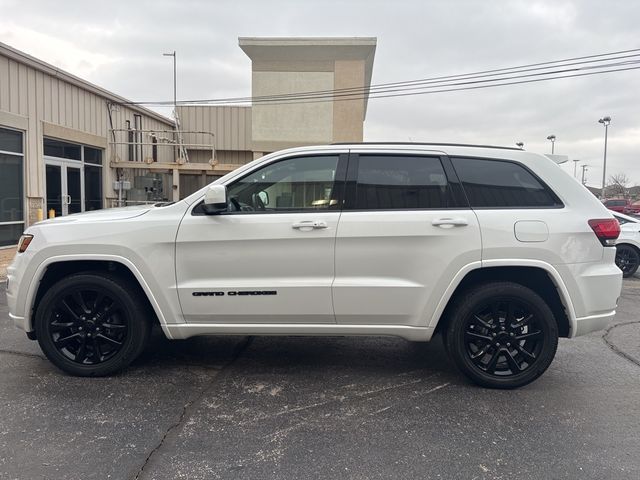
[36,208,43,222]
[48,209,56,219]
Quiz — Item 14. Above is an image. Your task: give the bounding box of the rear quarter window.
[451,157,562,208]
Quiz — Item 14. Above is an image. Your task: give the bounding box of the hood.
[35,204,154,225]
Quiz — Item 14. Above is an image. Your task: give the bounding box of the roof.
[0,41,174,127]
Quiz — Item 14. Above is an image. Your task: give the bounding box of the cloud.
[0,0,638,184]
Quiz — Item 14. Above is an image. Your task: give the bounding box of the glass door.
[45,161,84,217]
[66,166,82,214]
[45,164,63,217]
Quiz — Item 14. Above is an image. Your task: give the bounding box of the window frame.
[342,153,469,211]
[450,155,564,210]
[192,153,349,216]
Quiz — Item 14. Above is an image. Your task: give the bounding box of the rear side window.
[451,157,562,208]
[354,155,461,210]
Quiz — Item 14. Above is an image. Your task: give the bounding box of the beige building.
[0,37,376,246]
[176,37,377,196]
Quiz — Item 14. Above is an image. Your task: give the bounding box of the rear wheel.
[445,282,558,389]
[615,244,639,278]
[34,273,151,376]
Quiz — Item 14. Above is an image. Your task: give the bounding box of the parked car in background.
[603,198,632,214]
[624,200,640,216]
[613,212,640,277]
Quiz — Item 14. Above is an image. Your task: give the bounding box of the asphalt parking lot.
[1,280,639,480]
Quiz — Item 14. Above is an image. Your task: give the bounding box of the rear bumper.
[572,311,616,337]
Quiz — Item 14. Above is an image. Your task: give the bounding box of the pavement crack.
[131,336,253,480]
[0,348,45,359]
[602,321,640,367]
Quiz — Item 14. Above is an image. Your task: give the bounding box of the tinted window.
[226,155,339,212]
[84,147,103,165]
[0,153,23,223]
[451,157,562,208]
[354,155,459,210]
[0,128,23,154]
[43,138,81,160]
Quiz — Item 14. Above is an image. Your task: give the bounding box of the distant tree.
[607,173,632,198]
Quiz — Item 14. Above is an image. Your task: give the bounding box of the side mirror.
[258,191,269,205]
[202,185,228,214]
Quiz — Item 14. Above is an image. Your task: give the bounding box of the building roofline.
[238,37,377,47]
[0,41,174,127]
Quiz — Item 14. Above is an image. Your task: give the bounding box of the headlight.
[17,234,33,253]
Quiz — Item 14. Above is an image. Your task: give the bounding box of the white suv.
[6,144,623,388]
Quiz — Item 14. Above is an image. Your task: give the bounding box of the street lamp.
[598,116,611,199]
[516,142,524,149]
[546,135,556,154]
[581,164,589,186]
[163,51,177,117]
[573,159,580,178]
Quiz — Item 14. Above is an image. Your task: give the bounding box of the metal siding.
[0,56,8,109]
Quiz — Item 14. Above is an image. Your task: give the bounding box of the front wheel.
[445,282,559,389]
[615,244,640,278]
[34,273,151,376]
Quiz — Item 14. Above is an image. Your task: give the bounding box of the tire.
[34,272,151,376]
[615,244,640,278]
[444,282,559,389]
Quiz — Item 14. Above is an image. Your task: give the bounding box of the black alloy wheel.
[615,244,640,278]
[445,282,558,389]
[35,273,150,376]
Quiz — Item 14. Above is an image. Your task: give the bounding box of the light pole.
[162,51,177,117]
[546,135,556,154]
[598,116,611,199]
[581,164,589,185]
[516,142,524,149]
[573,159,580,178]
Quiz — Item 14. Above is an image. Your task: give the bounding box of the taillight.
[588,219,620,246]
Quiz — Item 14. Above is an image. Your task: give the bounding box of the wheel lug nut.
[496,342,501,347]
[492,333,497,337]
[79,327,83,331]
[501,326,505,331]
[506,343,511,347]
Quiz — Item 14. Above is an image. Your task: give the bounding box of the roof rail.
[330,142,522,151]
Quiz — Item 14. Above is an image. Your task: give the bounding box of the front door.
[45,161,83,216]
[176,153,347,324]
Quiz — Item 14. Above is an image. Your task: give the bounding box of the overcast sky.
[1,0,638,187]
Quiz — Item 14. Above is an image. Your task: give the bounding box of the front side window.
[354,155,459,210]
[451,157,562,208]
[226,155,340,212]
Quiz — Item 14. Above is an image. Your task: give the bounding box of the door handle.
[64,195,71,205]
[432,217,469,227]
[292,220,328,230]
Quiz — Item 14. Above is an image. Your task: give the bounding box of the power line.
[113,47,640,107]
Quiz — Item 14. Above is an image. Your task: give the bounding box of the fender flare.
[23,254,175,339]
[428,259,578,336]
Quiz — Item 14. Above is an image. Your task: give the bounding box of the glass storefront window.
[0,127,24,246]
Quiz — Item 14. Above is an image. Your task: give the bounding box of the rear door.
[333,150,482,327]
